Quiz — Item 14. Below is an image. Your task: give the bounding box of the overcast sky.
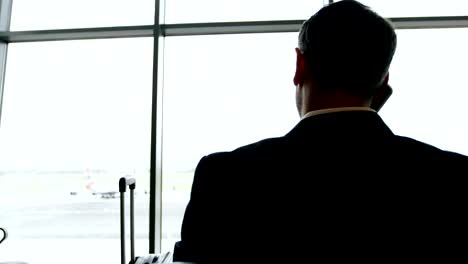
[1,1,467,172]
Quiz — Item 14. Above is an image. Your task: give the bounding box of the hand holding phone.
[371,84,393,112]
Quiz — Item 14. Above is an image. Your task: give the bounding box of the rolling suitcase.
[119,177,171,264]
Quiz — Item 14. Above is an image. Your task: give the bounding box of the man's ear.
[293,48,306,86]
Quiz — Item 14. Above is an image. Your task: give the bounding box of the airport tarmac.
[0,192,188,264]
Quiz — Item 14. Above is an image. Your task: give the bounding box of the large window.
[160,28,468,251]
[2,1,468,263]
[10,0,155,31]
[161,33,299,251]
[165,0,322,23]
[340,0,468,17]
[0,38,153,263]
[380,28,468,155]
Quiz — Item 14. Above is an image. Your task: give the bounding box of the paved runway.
[0,192,188,264]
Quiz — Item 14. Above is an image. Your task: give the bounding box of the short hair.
[298,0,397,97]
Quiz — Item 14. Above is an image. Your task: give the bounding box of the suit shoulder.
[231,136,288,157]
[200,136,287,166]
[393,135,468,161]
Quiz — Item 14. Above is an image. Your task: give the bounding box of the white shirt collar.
[302,107,375,120]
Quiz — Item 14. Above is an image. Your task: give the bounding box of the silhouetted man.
[174,1,468,262]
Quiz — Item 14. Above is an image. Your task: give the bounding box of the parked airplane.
[85,179,119,199]
[68,168,124,199]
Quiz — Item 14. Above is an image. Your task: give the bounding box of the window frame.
[1,0,468,255]
[0,0,12,126]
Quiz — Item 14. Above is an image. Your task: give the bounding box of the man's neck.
[302,106,375,120]
[301,92,371,117]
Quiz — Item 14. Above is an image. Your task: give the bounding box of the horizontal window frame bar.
[393,16,468,29]
[1,16,468,43]
[163,20,303,36]
[0,25,156,42]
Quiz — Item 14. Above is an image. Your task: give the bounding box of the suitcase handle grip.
[119,177,136,193]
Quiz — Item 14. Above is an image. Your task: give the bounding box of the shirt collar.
[302,107,376,120]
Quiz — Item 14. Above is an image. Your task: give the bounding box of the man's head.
[294,0,397,116]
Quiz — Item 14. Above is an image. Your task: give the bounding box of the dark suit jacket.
[173,111,468,263]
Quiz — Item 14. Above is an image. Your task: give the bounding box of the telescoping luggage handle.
[120,177,136,264]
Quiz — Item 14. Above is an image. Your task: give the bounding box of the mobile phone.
[371,84,393,112]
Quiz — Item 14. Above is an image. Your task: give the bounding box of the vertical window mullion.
[150,0,164,255]
[0,0,13,126]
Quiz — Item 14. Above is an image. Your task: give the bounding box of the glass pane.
[10,0,155,31]
[162,29,468,251]
[352,0,468,17]
[161,33,299,251]
[164,0,323,23]
[381,28,468,155]
[0,38,153,264]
